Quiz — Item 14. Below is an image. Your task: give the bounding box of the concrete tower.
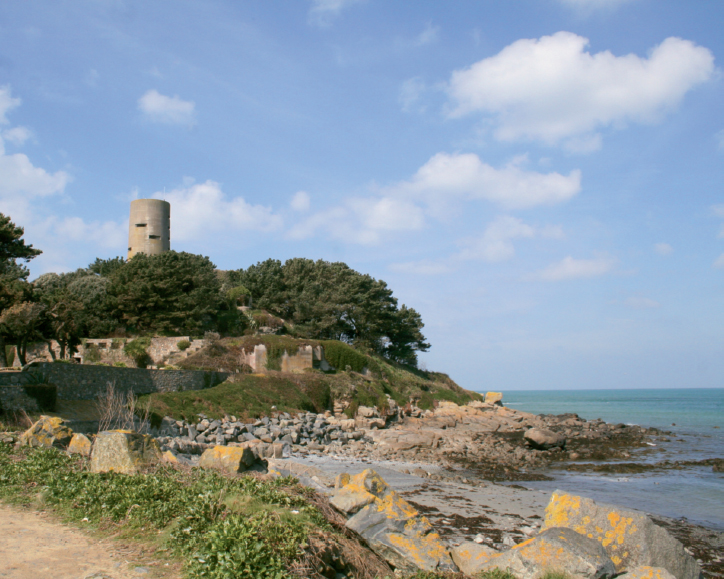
[127,199,170,259]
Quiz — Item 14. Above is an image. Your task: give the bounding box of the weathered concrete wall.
[240,344,328,373]
[0,364,228,402]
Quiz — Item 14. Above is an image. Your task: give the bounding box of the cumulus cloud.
[446,32,715,150]
[288,196,424,245]
[53,216,127,249]
[654,242,673,256]
[714,254,724,269]
[308,0,363,26]
[388,260,453,275]
[138,89,196,126]
[291,191,311,212]
[624,296,660,309]
[387,152,581,210]
[531,255,616,281]
[717,130,724,151]
[0,86,21,123]
[414,23,439,46]
[152,180,282,241]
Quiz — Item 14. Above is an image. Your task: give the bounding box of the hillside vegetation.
[139,336,481,422]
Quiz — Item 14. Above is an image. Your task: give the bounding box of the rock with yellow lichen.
[617,566,678,579]
[477,527,615,579]
[20,415,74,449]
[90,430,161,475]
[543,491,701,579]
[67,433,92,456]
[199,445,255,474]
[450,542,499,576]
[332,469,456,573]
[485,392,504,405]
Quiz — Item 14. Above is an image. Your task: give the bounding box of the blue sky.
[1,0,723,391]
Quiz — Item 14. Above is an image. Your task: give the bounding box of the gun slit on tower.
[127,199,171,259]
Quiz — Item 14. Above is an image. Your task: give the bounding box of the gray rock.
[524,427,566,450]
[477,527,615,579]
[543,491,701,579]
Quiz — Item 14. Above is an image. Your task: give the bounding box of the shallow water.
[496,388,724,530]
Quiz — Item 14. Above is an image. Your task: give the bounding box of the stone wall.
[240,344,331,373]
[0,364,228,402]
[10,336,206,368]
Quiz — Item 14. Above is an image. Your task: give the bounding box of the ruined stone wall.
[240,344,328,373]
[0,364,228,402]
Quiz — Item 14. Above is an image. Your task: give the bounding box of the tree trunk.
[46,340,57,361]
[18,339,27,366]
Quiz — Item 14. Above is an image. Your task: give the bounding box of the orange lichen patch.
[544,492,581,529]
[375,491,419,519]
[20,416,73,449]
[162,450,178,463]
[387,531,450,569]
[198,445,254,474]
[67,433,92,457]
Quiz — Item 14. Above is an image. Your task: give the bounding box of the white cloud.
[308,0,363,26]
[389,260,453,276]
[713,204,724,218]
[138,89,196,126]
[291,191,311,212]
[714,254,724,269]
[288,196,424,245]
[532,255,616,281]
[717,130,724,151]
[152,180,282,241]
[456,216,536,262]
[624,296,660,309]
[446,32,715,150]
[654,242,673,255]
[2,126,32,146]
[387,152,581,210]
[455,216,564,262]
[399,77,427,113]
[0,86,21,124]
[53,216,127,249]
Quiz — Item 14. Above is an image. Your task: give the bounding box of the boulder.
[450,542,498,576]
[67,433,92,457]
[20,415,73,449]
[357,406,378,418]
[162,450,179,463]
[617,567,677,579]
[334,469,456,573]
[90,430,161,475]
[543,491,701,579]
[524,428,566,450]
[477,527,615,579]
[485,392,503,405]
[199,445,256,474]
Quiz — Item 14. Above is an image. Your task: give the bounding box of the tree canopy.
[226,258,429,365]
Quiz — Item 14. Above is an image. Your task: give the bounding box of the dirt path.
[0,505,180,579]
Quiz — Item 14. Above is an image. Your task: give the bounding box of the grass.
[138,374,331,421]
[155,335,482,421]
[0,442,330,578]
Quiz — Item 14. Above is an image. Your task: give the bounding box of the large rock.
[333,469,456,573]
[90,430,161,475]
[617,567,677,579]
[524,427,566,450]
[477,527,615,579]
[199,445,255,474]
[451,542,498,576]
[543,491,701,579]
[67,433,92,457]
[485,392,503,405]
[19,415,73,449]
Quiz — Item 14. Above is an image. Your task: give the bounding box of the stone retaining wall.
[0,363,228,403]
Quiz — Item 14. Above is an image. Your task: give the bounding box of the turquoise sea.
[498,388,724,531]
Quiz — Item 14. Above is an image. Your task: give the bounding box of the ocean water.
[497,388,724,531]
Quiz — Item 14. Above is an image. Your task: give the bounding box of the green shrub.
[112,361,127,368]
[82,344,102,364]
[321,340,372,374]
[479,570,519,579]
[177,339,191,351]
[227,285,251,306]
[123,337,152,368]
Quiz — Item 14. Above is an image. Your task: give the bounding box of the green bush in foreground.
[0,443,327,578]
